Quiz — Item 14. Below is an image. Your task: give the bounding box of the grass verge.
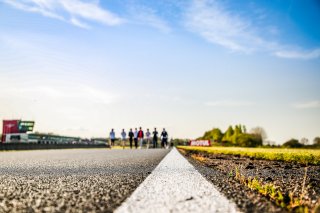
[233,166,310,212]
[177,146,320,165]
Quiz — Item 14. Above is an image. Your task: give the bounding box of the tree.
[237,133,262,147]
[211,128,223,142]
[250,127,267,144]
[313,137,320,145]
[222,126,234,142]
[300,138,309,145]
[231,125,242,144]
[199,125,268,147]
[202,130,212,140]
[283,139,303,148]
[264,140,276,146]
[242,125,247,133]
[201,128,223,142]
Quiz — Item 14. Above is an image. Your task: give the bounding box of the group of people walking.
[109,128,169,149]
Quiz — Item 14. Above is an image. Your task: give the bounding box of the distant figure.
[152,128,158,148]
[110,129,115,147]
[138,127,144,149]
[121,129,126,149]
[161,128,168,148]
[128,128,134,149]
[134,128,138,149]
[146,128,151,149]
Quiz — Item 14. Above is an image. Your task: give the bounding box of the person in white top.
[121,129,126,149]
[134,128,138,149]
[146,128,151,149]
[109,129,115,147]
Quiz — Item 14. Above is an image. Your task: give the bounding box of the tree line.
[198,125,320,148]
[282,137,320,148]
[198,125,263,147]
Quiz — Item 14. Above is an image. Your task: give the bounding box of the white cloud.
[293,101,320,109]
[185,0,261,53]
[3,0,123,28]
[0,77,120,137]
[205,101,254,107]
[274,48,320,60]
[59,0,123,26]
[127,5,171,33]
[184,0,320,59]
[3,0,65,20]
[0,84,118,105]
[70,17,90,29]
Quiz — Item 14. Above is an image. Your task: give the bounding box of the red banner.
[2,120,20,142]
[189,140,211,146]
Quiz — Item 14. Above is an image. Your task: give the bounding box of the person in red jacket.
[138,127,144,149]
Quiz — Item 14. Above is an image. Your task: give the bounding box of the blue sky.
[0,0,319,144]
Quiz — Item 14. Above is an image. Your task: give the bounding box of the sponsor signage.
[189,140,211,146]
[2,120,35,142]
[2,120,19,142]
[18,121,35,133]
[2,120,20,134]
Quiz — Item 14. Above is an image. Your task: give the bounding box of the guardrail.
[0,143,110,151]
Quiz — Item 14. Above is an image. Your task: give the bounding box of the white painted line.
[115,148,239,213]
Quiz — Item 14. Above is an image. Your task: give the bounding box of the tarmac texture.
[0,149,169,212]
[116,148,238,213]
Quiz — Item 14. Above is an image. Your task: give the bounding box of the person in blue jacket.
[109,129,115,147]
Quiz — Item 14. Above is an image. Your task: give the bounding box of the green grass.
[177,146,320,165]
[234,167,309,211]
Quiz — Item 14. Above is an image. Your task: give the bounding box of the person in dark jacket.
[128,128,134,149]
[161,128,168,148]
[138,127,144,149]
[152,128,158,148]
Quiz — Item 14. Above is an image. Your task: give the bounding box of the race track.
[0,149,169,212]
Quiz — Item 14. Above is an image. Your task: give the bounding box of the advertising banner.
[2,120,35,142]
[189,140,211,146]
[2,120,20,142]
[18,121,35,133]
[2,120,20,134]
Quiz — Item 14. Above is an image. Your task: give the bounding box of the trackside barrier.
[0,143,110,151]
[189,140,211,146]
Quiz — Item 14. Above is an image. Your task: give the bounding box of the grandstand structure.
[1,120,106,145]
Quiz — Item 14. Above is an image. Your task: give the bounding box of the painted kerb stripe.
[115,148,239,213]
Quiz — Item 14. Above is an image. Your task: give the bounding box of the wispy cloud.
[274,48,320,60]
[3,0,123,28]
[293,101,320,109]
[0,84,118,105]
[185,0,256,53]
[3,0,65,20]
[127,5,171,33]
[70,17,90,29]
[205,101,254,107]
[184,0,320,59]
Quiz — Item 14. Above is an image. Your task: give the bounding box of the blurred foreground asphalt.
[0,149,169,212]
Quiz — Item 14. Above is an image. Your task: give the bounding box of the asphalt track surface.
[116,148,237,213]
[0,149,169,212]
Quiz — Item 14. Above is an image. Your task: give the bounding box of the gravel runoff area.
[179,149,320,213]
[0,149,169,212]
[115,148,238,213]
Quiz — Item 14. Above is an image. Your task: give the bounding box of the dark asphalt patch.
[0,149,169,212]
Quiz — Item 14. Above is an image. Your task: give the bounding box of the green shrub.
[237,133,263,147]
[283,139,303,148]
